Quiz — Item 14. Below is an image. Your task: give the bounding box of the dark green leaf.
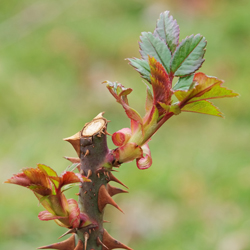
[139,32,172,74]
[171,34,207,76]
[154,11,180,53]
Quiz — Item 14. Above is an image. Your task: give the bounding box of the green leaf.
[139,32,172,74]
[182,100,223,117]
[171,34,207,76]
[191,82,239,102]
[175,73,239,103]
[154,10,180,53]
[173,74,194,91]
[127,58,151,82]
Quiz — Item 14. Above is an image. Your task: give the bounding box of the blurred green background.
[0,0,249,249]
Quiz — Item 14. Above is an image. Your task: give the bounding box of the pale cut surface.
[82,119,106,136]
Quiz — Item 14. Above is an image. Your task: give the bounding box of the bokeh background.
[0,0,249,249]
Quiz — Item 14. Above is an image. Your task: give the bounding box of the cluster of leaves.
[5,164,92,228]
[105,11,238,169]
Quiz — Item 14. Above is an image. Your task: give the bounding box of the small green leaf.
[173,74,194,91]
[127,58,151,82]
[182,100,223,117]
[154,10,180,53]
[171,34,207,76]
[139,32,172,74]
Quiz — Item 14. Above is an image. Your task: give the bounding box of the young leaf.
[173,74,194,91]
[154,10,180,53]
[171,34,207,76]
[174,73,239,103]
[182,100,223,117]
[127,58,151,82]
[105,81,143,128]
[139,32,172,74]
[149,56,171,109]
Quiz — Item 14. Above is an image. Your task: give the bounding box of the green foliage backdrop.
[0,0,249,249]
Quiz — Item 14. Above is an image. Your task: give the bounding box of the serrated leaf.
[182,100,223,117]
[127,58,151,82]
[154,10,180,53]
[171,34,207,76]
[149,57,171,112]
[175,72,239,104]
[173,74,194,91]
[140,32,172,74]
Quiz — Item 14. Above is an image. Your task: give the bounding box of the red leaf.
[149,56,172,114]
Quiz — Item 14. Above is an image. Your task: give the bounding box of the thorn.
[64,132,81,157]
[74,240,83,250]
[89,229,91,234]
[80,169,85,175]
[94,112,105,119]
[64,156,81,164]
[84,233,89,250]
[97,133,102,138]
[84,191,87,194]
[102,229,133,250]
[98,185,124,214]
[87,169,92,178]
[38,234,75,250]
[97,173,100,178]
[107,184,128,196]
[97,237,108,250]
[103,220,110,223]
[84,149,90,157]
[105,130,112,136]
[58,229,76,239]
[109,173,128,189]
[76,192,80,196]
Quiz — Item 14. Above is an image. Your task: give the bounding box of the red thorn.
[102,229,133,250]
[97,173,100,178]
[105,130,112,136]
[64,156,81,164]
[109,173,128,189]
[84,149,90,157]
[38,234,75,250]
[58,229,76,239]
[63,132,81,157]
[97,237,108,249]
[98,185,124,214]
[107,184,128,196]
[87,169,92,178]
[74,240,83,250]
[103,220,110,223]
